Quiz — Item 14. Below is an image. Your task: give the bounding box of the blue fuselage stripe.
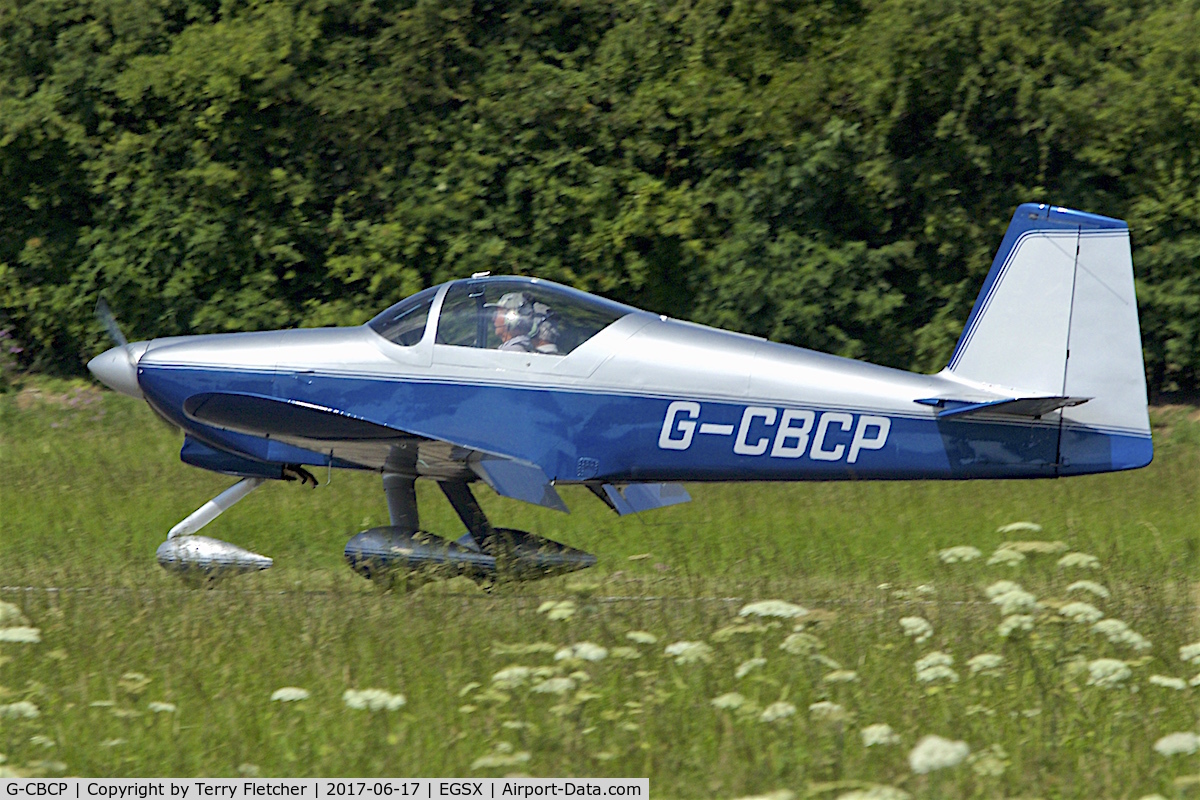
[139,364,1151,482]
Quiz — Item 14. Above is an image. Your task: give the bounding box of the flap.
[599,483,691,516]
[470,455,569,513]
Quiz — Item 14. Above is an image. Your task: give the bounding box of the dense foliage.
[2,0,1198,393]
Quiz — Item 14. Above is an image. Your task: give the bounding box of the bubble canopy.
[369,277,638,354]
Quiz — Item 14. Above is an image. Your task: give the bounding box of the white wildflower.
[118,672,150,695]
[0,702,39,719]
[998,539,1067,554]
[1153,732,1200,756]
[491,642,556,656]
[29,735,55,748]
[824,670,859,684]
[1057,552,1100,569]
[835,788,910,800]
[990,588,1039,615]
[625,631,657,645]
[967,654,1004,675]
[711,692,747,710]
[147,702,177,713]
[1148,675,1187,691]
[739,600,808,619]
[664,641,713,665]
[813,653,843,670]
[1192,674,1200,687]
[908,735,970,773]
[500,722,532,732]
[537,600,576,621]
[985,580,1025,599]
[1086,658,1131,688]
[1060,602,1104,624]
[938,546,981,564]
[914,651,952,670]
[760,701,796,723]
[808,701,846,721]
[531,677,575,695]
[915,584,937,596]
[470,749,531,770]
[0,628,41,644]
[610,646,641,660]
[555,642,607,662]
[987,549,1025,567]
[736,658,767,679]
[861,723,901,747]
[899,617,933,644]
[997,615,1035,638]
[491,666,533,689]
[1066,580,1110,599]
[342,689,406,711]
[270,687,310,702]
[916,665,959,684]
[996,521,1042,534]
[779,632,823,655]
[1179,642,1200,664]
[712,622,775,642]
[1092,619,1151,651]
[0,602,30,626]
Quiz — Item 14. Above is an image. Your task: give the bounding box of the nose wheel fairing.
[155,477,274,585]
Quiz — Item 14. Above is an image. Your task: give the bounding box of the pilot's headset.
[492,292,536,336]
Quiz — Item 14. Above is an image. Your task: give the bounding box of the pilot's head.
[488,292,535,342]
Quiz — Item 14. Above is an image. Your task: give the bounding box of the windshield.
[367,286,438,346]
[435,279,632,355]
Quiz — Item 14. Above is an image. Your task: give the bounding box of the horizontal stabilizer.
[916,396,1090,420]
[470,456,569,513]
[600,483,691,516]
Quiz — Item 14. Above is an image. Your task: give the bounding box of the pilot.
[489,292,559,353]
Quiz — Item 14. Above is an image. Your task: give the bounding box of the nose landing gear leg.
[156,477,274,586]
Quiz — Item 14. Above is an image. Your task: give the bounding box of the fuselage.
[89,276,1151,485]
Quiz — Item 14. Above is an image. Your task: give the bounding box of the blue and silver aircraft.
[88,203,1153,584]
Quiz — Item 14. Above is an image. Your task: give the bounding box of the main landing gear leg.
[383,472,420,532]
[438,479,598,580]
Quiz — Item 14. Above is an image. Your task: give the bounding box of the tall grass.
[2,382,1198,795]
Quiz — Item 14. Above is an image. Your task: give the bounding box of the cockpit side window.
[435,283,488,347]
[367,286,438,346]
[434,279,631,355]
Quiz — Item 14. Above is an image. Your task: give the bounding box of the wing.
[182,391,572,511]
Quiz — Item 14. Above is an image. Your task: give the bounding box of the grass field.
[1,380,1198,797]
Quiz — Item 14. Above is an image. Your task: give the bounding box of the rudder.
[946,203,1152,473]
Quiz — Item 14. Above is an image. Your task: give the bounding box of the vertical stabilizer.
[946,203,1152,473]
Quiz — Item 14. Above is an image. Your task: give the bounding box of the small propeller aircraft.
[88,203,1152,585]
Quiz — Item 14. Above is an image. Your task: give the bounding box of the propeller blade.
[95,296,129,348]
